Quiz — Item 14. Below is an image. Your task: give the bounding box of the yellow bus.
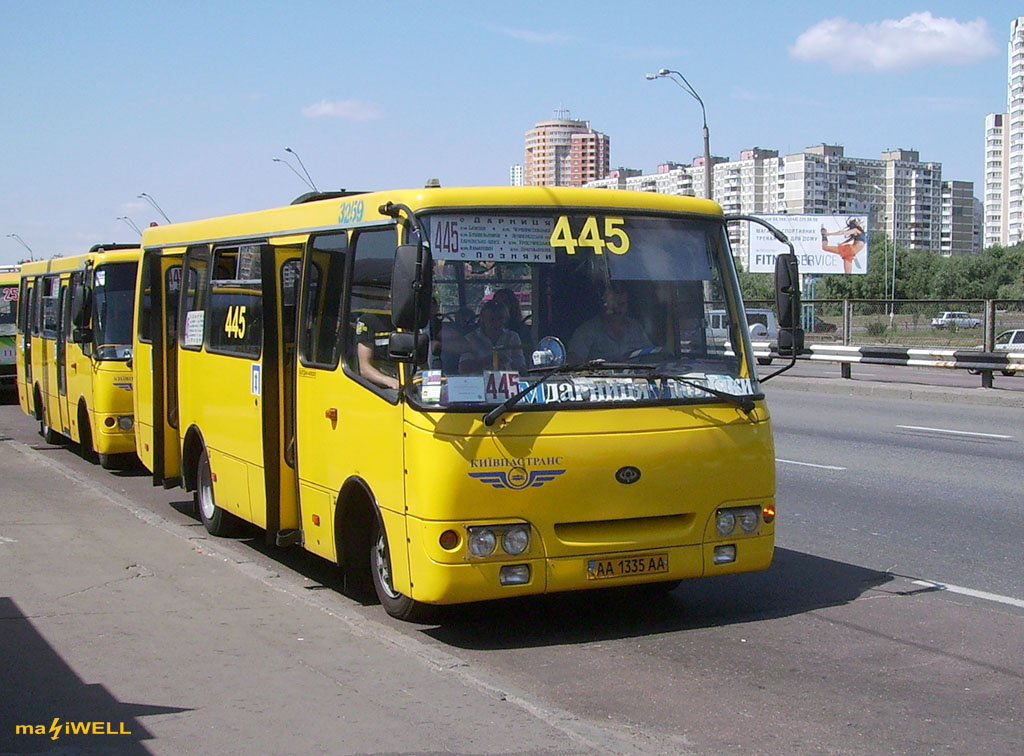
[17,245,141,468]
[1,265,19,397]
[134,186,800,620]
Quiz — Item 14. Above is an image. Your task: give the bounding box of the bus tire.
[195,447,237,536]
[42,416,62,445]
[370,516,433,623]
[78,406,98,463]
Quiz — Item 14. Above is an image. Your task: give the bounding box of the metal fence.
[743,299,1024,351]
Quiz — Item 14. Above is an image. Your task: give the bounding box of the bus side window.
[179,246,210,351]
[345,228,397,393]
[41,276,60,339]
[205,245,263,358]
[280,258,302,345]
[299,232,348,369]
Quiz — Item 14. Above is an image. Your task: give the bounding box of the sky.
[1,1,1021,265]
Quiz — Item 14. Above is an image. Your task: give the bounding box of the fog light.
[738,508,759,533]
[439,529,459,550]
[501,525,530,555]
[713,545,737,564]
[118,415,134,431]
[715,510,736,536]
[499,564,530,585]
[467,528,496,556]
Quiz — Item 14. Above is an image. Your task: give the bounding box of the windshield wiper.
[482,359,637,426]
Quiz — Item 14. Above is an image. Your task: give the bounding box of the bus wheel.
[78,409,98,463]
[370,517,433,623]
[195,448,236,536]
[41,416,62,445]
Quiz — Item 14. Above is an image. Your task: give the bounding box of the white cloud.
[302,99,382,121]
[790,12,997,72]
[492,25,571,44]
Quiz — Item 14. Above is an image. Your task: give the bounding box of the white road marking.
[776,459,847,470]
[896,425,1012,440]
[913,580,1024,609]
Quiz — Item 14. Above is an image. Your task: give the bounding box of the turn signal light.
[762,504,776,523]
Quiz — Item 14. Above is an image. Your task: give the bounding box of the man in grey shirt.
[567,284,653,364]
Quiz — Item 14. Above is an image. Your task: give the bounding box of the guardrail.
[751,342,1023,386]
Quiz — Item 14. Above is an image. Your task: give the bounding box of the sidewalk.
[0,438,665,756]
[768,373,1024,408]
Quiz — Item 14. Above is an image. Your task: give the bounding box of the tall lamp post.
[646,68,712,201]
[117,216,143,236]
[138,193,172,224]
[6,233,34,260]
[285,147,319,193]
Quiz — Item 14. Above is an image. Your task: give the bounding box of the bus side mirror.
[72,288,92,328]
[72,327,93,344]
[774,252,804,355]
[391,244,433,331]
[388,331,429,364]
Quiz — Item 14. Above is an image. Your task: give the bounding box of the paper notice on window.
[184,310,205,347]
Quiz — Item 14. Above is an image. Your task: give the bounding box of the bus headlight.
[467,527,497,556]
[715,510,736,536]
[738,508,760,533]
[117,415,134,432]
[501,525,530,555]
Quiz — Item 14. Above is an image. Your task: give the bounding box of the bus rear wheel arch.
[194,446,238,536]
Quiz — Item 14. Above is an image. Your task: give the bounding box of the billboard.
[747,214,868,275]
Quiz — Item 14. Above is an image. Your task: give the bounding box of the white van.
[707,308,779,365]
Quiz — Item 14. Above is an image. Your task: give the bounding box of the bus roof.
[18,246,142,276]
[140,186,723,249]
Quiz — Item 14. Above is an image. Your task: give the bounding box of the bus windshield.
[410,211,753,411]
[0,284,16,336]
[92,262,137,360]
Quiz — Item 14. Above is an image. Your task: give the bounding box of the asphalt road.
[1,382,1022,756]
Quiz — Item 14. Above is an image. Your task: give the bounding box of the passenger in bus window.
[355,312,399,390]
[491,288,530,345]
[567,283,653,364]
[458,299,526,374]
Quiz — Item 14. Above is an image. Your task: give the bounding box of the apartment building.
[524,111,609,187]
[585,144,976,256]
[984,16,1024,247]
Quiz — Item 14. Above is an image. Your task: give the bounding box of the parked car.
[931,311,981,329]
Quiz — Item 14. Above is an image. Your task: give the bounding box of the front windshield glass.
[92,262,137,360]
[0,281,17,336]
[408,211,754,410]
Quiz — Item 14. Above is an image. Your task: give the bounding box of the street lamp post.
[284,147,319,193]
[6,233,34,260]
[272,157,317,192]
[646,68,712,201]
[117,216,143,236]
[138,193,172,224]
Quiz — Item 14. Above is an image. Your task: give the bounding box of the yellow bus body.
[17,247,140,467]
[135,186,776,617]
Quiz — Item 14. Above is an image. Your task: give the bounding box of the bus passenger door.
[17,279,34,416]
[135,250,184,485]
[55,281,71,435]
[293,229,407,575]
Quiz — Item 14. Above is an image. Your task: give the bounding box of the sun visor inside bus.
[605,222,712,281]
